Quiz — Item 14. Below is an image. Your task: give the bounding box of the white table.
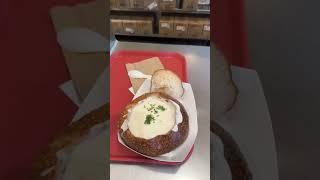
[110,41,211,180]
[110,41,278,180]
[217,66,279,180]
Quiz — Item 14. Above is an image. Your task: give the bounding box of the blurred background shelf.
[110,8,157,15]
[115,33,210,46]
[110,8,210,16]
[161,9,210,17]
[110,0,210,42]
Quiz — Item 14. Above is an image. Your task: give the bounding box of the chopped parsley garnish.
[156,105,166,111]
[144,114,155,124]
[143,104,167,125]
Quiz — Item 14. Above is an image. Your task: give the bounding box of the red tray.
[110,50,193,165]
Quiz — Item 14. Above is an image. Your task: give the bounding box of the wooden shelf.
[110,8,156,16]
[115,33,210,46]
[110,8,210,16]
[161,9,210,17]
[110,8,210,42]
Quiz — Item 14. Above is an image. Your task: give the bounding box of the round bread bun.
[118,92,189,157]
[150,69,184,99]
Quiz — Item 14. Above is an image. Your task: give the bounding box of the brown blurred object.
[202,18,210,39]
[110,0,117,9]
[111,16,124,34]
[136,17,153,35]
[159,0,176,10]
[187,17,204,39]
[159,16,174,36]
[144,0,158,9]
[130,0,145,8]
[197,0,210,10]
[50,0,107,102]
[31,104,109,180]
[182,0,198,10]
[122,16,139,34]
[117,0,131,8]
[174,16,189,37]
[111,16,153,35]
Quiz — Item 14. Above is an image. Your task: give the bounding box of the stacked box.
[126,0,159,9]
[122,17,139,34]
[117,0,130,8]
[182,0,198,10]
[187,17,204,39]
[130,0,145,8]
[174,17,189,37]
[111,17,124,34]
[111,16,154,35]
[158,0,177,10]
[144,0,158,10]
[110,0,117,9]
[159,16,174,36]
[201,18,210,39]
[198,0,210,10]
[136,17,153,35]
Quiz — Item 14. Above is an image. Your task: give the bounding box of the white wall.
[245,0,320,179]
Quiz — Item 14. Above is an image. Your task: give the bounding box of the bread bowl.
[118,92,189,157]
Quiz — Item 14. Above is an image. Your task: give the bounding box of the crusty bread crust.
[151,69,184,98]
[119,92,189,157]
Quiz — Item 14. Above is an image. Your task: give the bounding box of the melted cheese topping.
[126,96,179,139]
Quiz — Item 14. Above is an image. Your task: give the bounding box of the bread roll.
[150,69,184,98]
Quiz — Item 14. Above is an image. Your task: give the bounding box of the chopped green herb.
[144,114,155,124]
[157,105,166,111]
[143,104,166,124]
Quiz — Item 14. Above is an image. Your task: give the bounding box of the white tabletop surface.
[110,41,211,180]
[217,66,279,180]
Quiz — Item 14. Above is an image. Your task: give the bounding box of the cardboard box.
[111,17,124,34]
[159,16,174,36]
[129,0,159,9]
[182,0,198,10]
[118,0,130,8]
[159,0,176,10]
[122,17,139,34]
[201,18,210,39]
[130,0,145,8]
[174,16,189,37]
[110,0,117,9]
[144,0,158,10]
[198,0,210,10]
[187,17,204,39]
[136,17,153,35]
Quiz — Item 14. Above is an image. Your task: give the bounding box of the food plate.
[110,50,194,165]
[118,79,198,162]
